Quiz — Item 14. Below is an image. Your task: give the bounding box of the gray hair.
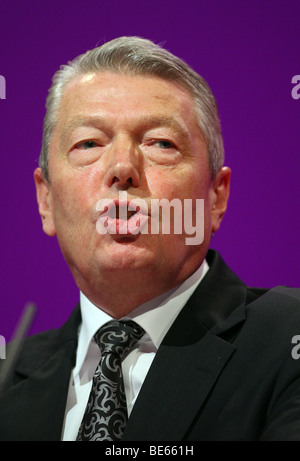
[39,36,224,181]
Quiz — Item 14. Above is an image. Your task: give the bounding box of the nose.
[104,136,140,189]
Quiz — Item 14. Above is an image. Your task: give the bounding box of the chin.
[97,241,156,272]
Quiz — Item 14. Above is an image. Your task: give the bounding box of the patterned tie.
[76,319,145,441]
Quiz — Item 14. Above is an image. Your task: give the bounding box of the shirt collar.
[125,259,209,348]
[74,259,209,376]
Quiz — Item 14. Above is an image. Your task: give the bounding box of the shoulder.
[246,285,300,320]
[0,305,81,387]
[239,286,300,354]
[18,304,81,356]
[13,327,65,365]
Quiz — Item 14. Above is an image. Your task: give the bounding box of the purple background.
[0,0,299,339]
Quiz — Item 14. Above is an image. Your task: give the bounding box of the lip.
[96,197,149,236]
[99,198,149,217]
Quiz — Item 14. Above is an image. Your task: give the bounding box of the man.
[1,36,300,441]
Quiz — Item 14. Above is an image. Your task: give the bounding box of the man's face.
[34,71,230,312]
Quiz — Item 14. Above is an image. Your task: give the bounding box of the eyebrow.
[61,114,192,144]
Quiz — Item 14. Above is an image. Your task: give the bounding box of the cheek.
[50,176,89,226]
[49,161,105,219]
[146,168,188,200]
[147,167,210,202]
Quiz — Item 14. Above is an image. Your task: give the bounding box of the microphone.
[0,303,37,397]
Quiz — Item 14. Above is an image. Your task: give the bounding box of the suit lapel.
[0,306,81,441]
[123,315,237,440]
[123,250,248,441]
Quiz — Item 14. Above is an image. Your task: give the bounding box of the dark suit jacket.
[1,250,300,441]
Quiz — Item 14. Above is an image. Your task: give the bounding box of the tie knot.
[94,319,145,359]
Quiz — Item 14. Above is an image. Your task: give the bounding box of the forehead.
[56,71,199,130]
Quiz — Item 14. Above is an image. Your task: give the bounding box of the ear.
[33,167,56,237]
[211,166,231,234]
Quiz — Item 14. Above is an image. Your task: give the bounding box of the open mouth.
[109,205,140,221]
[96,198,149,236]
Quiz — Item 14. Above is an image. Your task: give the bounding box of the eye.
[154,140,175,149]
[80,140,98,149]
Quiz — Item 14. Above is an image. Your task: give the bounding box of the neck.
[74,262,203,318]
[79,273,177,318]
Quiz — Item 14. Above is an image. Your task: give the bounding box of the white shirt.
[61,259,209,441]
